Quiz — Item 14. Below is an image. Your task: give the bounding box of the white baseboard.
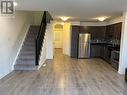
[0,69,13,79]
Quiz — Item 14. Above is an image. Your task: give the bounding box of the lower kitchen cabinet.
[90,45,102,57]
[103,46,111,63]
[90,45,111,63]
[100,45,104,58]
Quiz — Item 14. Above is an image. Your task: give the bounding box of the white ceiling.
[16,0,127,21]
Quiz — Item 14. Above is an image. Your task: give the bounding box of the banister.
[35,11,52,66]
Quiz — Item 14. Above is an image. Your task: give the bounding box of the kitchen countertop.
[90,39,120,51]
[90,42,111,45]
[90,42,120,51]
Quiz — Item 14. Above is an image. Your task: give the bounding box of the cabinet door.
[90,26,106,40]
[106,25,114,39]
[103,46,111,63]
[90,45,101,57]
[100,46,104,58]
[114,23,122,40]
[71,26,80,58]
[80,26,90,33]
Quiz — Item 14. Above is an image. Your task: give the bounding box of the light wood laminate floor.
[0,49,127,95]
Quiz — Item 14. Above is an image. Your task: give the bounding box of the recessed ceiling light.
[60,16,69,21]
[14,2,18,6]
[97,17,107,22]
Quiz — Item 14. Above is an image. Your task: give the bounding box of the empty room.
[0,0,127,95]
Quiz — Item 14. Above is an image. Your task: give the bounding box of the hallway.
[0,49,127,95]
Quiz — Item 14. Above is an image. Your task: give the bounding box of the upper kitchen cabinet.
[90,26,106,40]
[106,22,122,40]
[71,26,80,58]
[80,26,90,33]
[114,22,122,40]
[106,25,114,39]
[80,26,106,39]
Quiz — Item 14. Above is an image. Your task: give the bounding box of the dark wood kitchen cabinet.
[90,26,106,39]
[114,22,122,40]
[100,45,104,58]
[90,45,104,58]
[80,26,106,39]
[71,22,122,58]
[80,26,90,33]
[71,26,80,58]
[106,25,114,39]
[106,22,122,40]
[90,45,101,57]
[71,26,107,58]
[103,46,111,63]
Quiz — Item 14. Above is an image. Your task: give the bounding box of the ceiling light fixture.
[60,16,69,21]
[97,17,107,22]
[14,2,18,6]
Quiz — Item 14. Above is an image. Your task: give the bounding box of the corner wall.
[118,11,127,74]
[63,22,71,56]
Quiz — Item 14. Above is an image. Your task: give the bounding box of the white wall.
[38,23,53,68]
[71,16,123,26]
[32,11,44,25]
[53,29,63,49]
[70,21,80,26]
[52,21,71,56]
[71,21,106,26]
[118,11,127,74]
[80,21,107,26]
[106,17,123,25]
[63,22,71,56]
[0,11,34,79]
[38,36,46,69]
[46,23,54,59]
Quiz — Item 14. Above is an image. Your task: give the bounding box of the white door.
[53,30,63,49]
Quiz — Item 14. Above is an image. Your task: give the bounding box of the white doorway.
[53,22,71,56]
[53,30,63,49]
[53,23,63,51]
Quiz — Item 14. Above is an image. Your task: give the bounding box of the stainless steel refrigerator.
[78,33,91,58]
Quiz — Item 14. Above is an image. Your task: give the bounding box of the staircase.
[14,11,52,71]
[14,26,39,70]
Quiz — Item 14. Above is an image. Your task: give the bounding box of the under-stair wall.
[38,31,47,69]
[38,23,54,69]
[46,23,54,59]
